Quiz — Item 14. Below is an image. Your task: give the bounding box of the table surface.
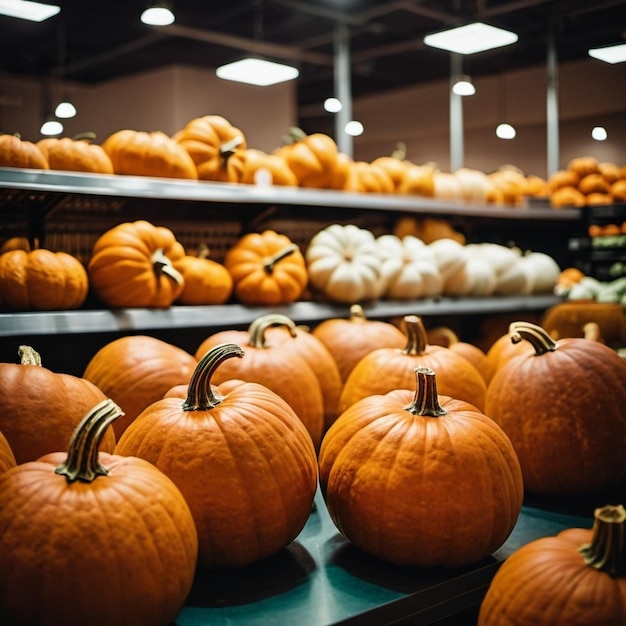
[173,488,605,626]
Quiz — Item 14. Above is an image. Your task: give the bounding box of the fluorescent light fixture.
[324,97,342,113]
[0,0,60,22]
[40,119,63,136]
[54,100,77,118]
[592,126,608,141]
[452,76,475,96]
[424,22,518,55]
[588,43,626,64]
[496,123,516,139]
[141,4,174,26]
[216,58,299,86]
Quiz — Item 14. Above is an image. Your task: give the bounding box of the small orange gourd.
[479,504,626,626]
[115,343,318,569]
[173,245,233,305]
[0,399,198,626]
[0,244,89,311]
[224,229,308,306]
[87,220,185,308]
[319,366,523,567]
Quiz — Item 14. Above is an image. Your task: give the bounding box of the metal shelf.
[0,167,582,220]
[0,295,563,337]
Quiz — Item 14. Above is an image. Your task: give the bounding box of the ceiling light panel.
[588,43,626,64]
[424,22,518,55]
[216,59,299,86]
[0,0,60,22]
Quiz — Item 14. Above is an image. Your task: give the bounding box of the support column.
[546,27,560,177]
[334,23,353,157]
[449,53,464,172]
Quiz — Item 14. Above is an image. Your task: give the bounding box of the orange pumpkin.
[397,163,436,197]
[0,399,198,626]
[224,229,308,306]
[223,148,298,186]
[483,328,534,384]
[343,160,395,193]
[0,133,49,170]
[83,335,197,439]
[173,245,233,305]
[36,133,114,174]
[87,219,185,308]
[102,129,198,179]
[0,345,115,464]
[311,304,407,383]
[319,366,523,567]
[173,114,246,181]
[338,315,487,413]
[0,430,16,474]
[115,343,318,569]
[427,326,490,383]
[194,315,324,447]
[485,321,626,495]
[275,128,339,188]
[370,144,412,191]
[0,246,89,311]
[479,504,626,626]
[251,313,343,432]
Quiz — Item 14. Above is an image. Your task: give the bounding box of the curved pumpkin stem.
[263,244,299,274]
[402,315,428,356]
[18,345,42,366]
[220,135,244,159]
[151,248,184,285]
[248,313,297,349]
[404,366,447,417]
[579,504,626,577]
[183,343,245,411]
[72,131,97,143]
[509,321,557,356]
[55,398,123,483]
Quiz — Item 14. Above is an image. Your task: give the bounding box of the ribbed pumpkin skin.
[102,129,198,179]
[0,452,198,626]
[338,344,487,414]
[87,220,186,308]
[319,387,523,567]
[83,335,197,439]
[116,378,318,569]
[0,133,49,169]
[485,336,626,495]
[36,136,114,174]
[0,431,16,474]
[195,329,324,448]
[478,527,626,626]
[312,311,406,383]
[0,249,89,311]
[0,358,115,464]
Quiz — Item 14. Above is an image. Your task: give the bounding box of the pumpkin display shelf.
[0,166,581,374]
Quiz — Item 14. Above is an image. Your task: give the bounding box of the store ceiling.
[1,0,625,121]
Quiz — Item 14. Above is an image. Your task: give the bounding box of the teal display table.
[174,489,598,626]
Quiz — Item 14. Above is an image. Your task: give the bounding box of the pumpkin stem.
[248,313,297,349]
[151,248,184,285]
[263,243,299,274]
[55,399,123,483]
[404,366,447,417]
[349,303,366,321]
[402,315,428,356]
[391,141,408,161]
[220,135,244,158]
[282,126,308,145]
[72,131,97,143]
[509,321,558,356]
[18,345,42,366]
[183,343,245,411]
[579,504,626,577]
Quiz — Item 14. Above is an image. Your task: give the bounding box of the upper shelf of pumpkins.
[1,116,623,216]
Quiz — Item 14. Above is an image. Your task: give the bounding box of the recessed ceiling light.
[0,0,60,22]
[216,59,299,86]
[588,43,626,64]
[424,22,518,55]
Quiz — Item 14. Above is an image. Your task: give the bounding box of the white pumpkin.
[306,223,382,303]
[520,251,562,294]
[433,171,464,202]
[428,238,468,285]
[454,168,490,204]
[444,256,497,296]
[376,234,442,300]
[466,243,530,296]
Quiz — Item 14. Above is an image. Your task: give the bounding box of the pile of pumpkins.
[0,303,625,625]
[1,115,605,208]
[0,219,562,311]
